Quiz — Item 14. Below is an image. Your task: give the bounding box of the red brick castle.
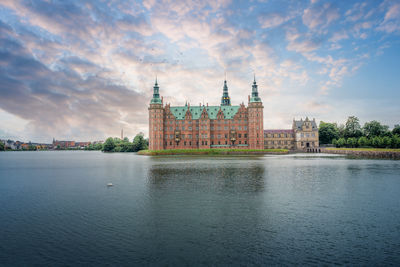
[148,78,264,150]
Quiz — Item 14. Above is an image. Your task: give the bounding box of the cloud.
[258,13,292,29]
[377,3,400,33]
[0,22,148,142]
[302,3,339,30]
[286,28,321,53]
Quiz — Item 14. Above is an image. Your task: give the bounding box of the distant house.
[75,142,91,149]
[53,139,76,149]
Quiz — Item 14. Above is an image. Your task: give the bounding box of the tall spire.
[221,78,231,106]
[150,77,162,104]
[249,75,262,103]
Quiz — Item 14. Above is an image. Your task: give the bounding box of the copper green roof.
[169,106,240,120]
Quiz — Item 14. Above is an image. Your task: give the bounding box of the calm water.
[0,151,400,266]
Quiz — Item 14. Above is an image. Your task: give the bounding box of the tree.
[344,116,362,138]
[371,136,383,148]
[393,124,400,136]
[103,137,115,152]
[332,139,338,147]
[0,141,4,151]
[133,133,147,151]
[319,121,339,144]
[382,136,392,148]
[337,138,346,148]
[346,137,357,148]
[392,135,400,148]
[358,136,370,147]
[338,124,346,139]
[94,143,103,150]
[363,120,389,138]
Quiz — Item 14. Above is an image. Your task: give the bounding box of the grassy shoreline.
[138,148,288,156]
[325,148,400,152]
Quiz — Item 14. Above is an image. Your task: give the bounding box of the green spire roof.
[249,75,262,103]
[221,80,231,106]
[150,78,162,104]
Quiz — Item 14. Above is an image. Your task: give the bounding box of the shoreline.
[138,148,288,156]
[320,148,400,159]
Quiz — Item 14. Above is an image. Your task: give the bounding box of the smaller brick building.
[264,117,319,150]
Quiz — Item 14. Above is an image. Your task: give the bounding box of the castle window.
[312,133,315,137]
[244,134,247,138]
[211,141,214,145]
[225,141,227,145]
[239,141,241,144]
[301,133,304,137]
[225,134,228,138]
[189,141,192,145]
[188,127,192,130]
[245,141,247,144]
[202,141,204,145]
[205,141,207,145]
[170,142,172,145]
[184,141,186,146]
[218,141,220,145]
[239,134,242,138]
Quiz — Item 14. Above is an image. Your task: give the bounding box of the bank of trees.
[0,142,4,151]
[319,116,400,148]
[102,133,148,152]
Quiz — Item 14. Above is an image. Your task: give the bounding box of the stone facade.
[264,129,295,150]
[264,117,319,150]
[148,78,264,150]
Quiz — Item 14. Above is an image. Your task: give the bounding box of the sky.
[0,0,399,143]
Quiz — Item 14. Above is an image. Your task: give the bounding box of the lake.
[0,151,399,266]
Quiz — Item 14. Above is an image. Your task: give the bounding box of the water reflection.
[147,157,266,193]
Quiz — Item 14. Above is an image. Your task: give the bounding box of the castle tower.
[148,78,164,150]
[247,76,264,149]
[221,80,231,106]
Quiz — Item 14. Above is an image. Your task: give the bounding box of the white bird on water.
[107,183,113,187]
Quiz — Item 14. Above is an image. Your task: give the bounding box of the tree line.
[100,133,148,152]
[319,116,400,148]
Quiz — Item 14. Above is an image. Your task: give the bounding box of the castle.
[148,78,318,151]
